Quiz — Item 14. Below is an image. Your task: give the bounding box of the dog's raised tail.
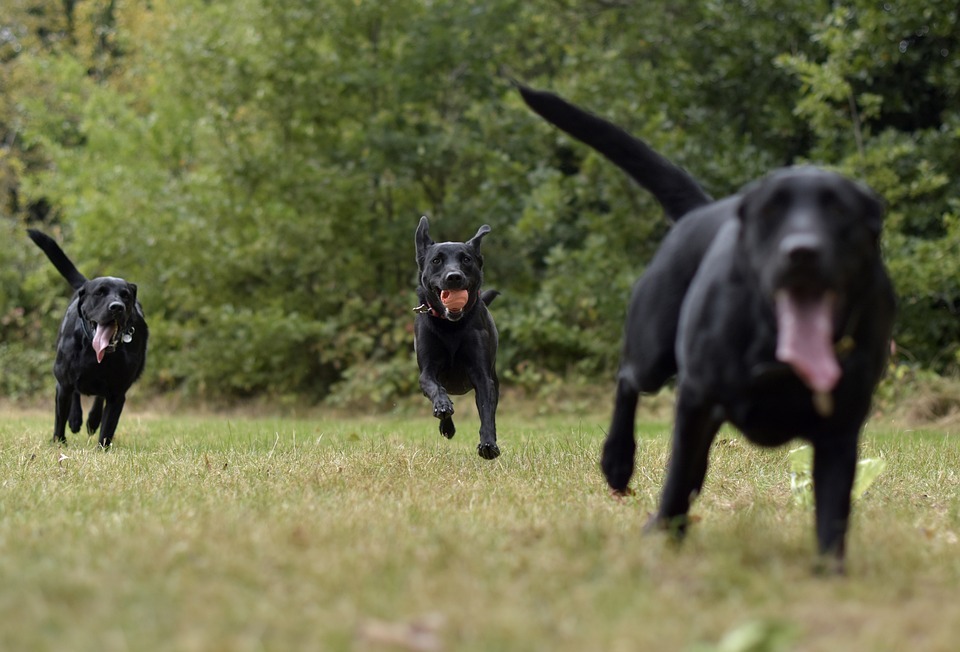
[27,229,87,290]
[516,83,712,222]
[481,289,500,306]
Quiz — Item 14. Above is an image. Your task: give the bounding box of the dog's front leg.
[811,436,858,574]
[419,369,456,438]
[97,395,126,448]
[52,383,72,444]
[470,367,500,460]
[650,389,721,538]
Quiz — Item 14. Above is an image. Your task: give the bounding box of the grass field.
[1,403,959,652]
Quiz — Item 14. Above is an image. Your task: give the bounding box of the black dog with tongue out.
[28,229,148,448]
[518,84,895,571]
[414,216,501,459]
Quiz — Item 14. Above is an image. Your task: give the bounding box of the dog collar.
[413,302,444,319]
[79,315,95,341]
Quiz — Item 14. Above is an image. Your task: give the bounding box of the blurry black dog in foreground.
[414,216,501,459]
[28,229,148,448]
[519,84,895,572]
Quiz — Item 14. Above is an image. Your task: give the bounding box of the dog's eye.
[431,256,442,265]
[119,290,130,301]
[462,255,472,264]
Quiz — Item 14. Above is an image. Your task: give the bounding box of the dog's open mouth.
[774,289,840,396]
[91,320,121,363]
[439,289,469,314]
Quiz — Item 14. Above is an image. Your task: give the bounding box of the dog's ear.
[415,216,433,267]
[467,225,491,251]
[854,182,885,239]
[76,284,87,319]
[127,282,138,302]
[735,177,767,224]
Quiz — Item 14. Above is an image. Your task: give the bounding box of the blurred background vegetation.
[1,0,958,408]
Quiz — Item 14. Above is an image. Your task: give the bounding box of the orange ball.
[440,289,469,311]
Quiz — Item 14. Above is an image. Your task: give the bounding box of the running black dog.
[414,216,501,459]
[518,85,895,570]
[28,229,148,448]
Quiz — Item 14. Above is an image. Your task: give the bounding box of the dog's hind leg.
[52,383,72,444]
[649,388,722,538]
[68,391,83,433]
[604,291,681,493]
[811,436,858,573]
[602,375,640,493]
[96,395,126,448]
[86,396,104,436]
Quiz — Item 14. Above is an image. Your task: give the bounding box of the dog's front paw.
[477,442,501,460]
[439,417,456,439]
[433,396,454,420]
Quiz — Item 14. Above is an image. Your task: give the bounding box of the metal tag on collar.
[122,326,135,344]
[412,303,432,314]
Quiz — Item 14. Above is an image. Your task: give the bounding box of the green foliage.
[0,218,57,397]
[775,3,960,369]
[2,0,959,402]
[691,619,795,652]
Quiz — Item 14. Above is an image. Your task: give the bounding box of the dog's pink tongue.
[440,289,469,311]
[775,291,841,394]
[92,322,117,364]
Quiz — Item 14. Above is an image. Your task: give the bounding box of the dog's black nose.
[108,301,125,314]
[444,272,464,286]
[780,233,821,265]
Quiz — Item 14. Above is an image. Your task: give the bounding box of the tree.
[4,0,959,403]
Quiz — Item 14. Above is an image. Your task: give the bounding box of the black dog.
[28,229,148,448]
[519,85,895,570]
[414,216,501,459]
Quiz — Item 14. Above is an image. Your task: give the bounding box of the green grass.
[1,406,959,651]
